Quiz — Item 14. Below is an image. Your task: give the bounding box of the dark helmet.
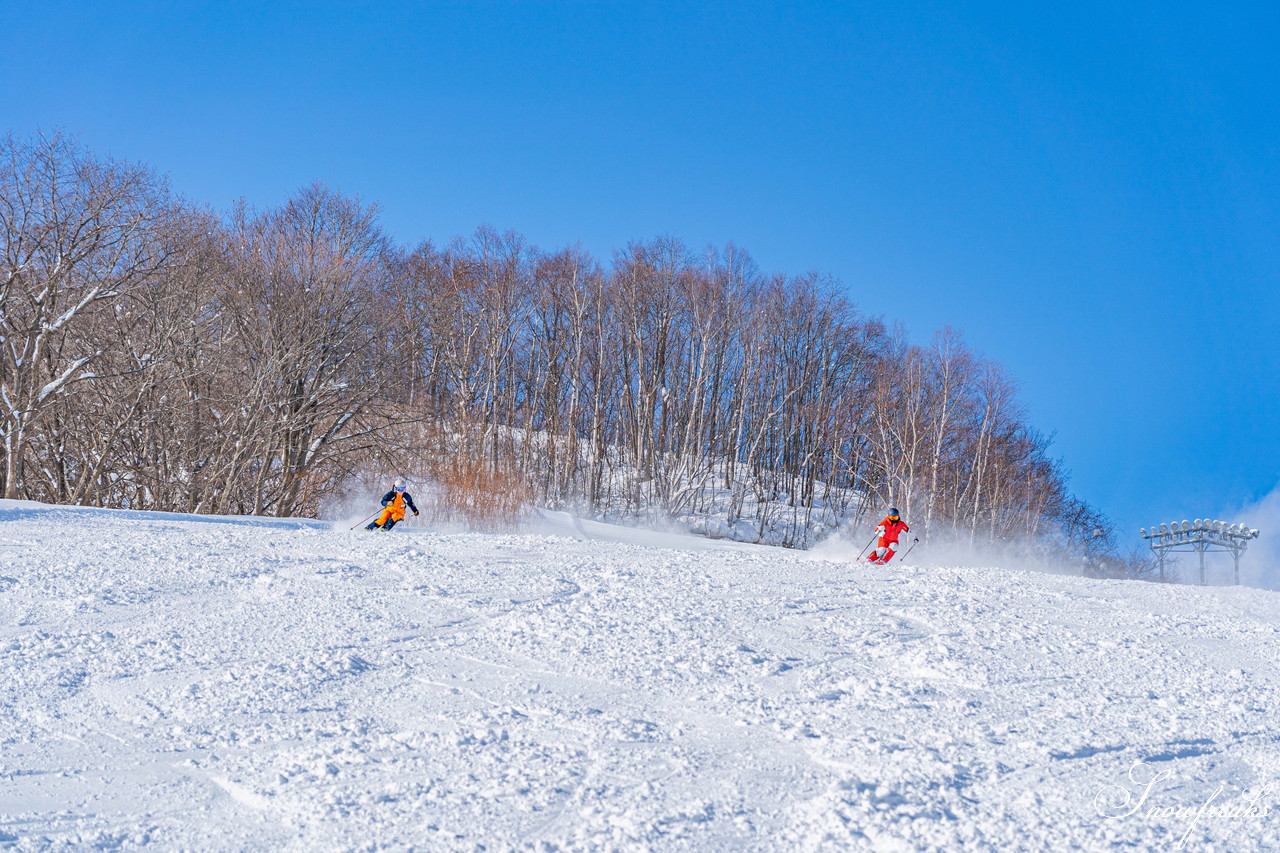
[888,506,900,518]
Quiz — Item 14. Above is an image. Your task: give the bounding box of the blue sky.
[5,1,1278,547]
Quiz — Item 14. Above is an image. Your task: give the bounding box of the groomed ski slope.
[1,501,1277,851]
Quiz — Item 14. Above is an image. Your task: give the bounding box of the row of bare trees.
[0,133,397,515]
[0,132,1114,561]
[390,231,1112,553]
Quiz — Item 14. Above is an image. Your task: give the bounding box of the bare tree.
[0,131,177,499]
[218,184,397,516]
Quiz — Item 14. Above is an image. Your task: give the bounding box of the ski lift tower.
[1139,519,1260,585]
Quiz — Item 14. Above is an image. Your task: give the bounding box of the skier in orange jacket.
[366,479,420,531]
[866,506,912,564]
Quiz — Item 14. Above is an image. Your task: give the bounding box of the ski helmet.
[888,506,899,517]
[393,478,406,489]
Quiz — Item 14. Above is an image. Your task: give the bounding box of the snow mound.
[1,500,1277,850]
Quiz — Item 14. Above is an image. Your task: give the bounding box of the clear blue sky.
[5,1,1278,543]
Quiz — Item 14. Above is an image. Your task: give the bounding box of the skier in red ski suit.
[866,506,911,565]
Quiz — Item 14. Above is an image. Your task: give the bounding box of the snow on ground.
[1,500,1278,851]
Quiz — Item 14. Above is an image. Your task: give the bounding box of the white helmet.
[393,478,406,489]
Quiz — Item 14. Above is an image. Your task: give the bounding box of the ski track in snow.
[0,500,1278,851]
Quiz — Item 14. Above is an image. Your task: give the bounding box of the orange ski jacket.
[379,489,419,521]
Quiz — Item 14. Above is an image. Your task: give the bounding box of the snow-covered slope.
[1,500,1277,851]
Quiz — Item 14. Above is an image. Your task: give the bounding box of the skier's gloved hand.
[413,510,420,516]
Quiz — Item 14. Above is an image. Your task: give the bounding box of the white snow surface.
[1,500,1278,851]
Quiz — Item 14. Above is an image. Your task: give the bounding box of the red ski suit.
[868,515,910,564]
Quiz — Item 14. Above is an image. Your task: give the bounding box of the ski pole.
[856,534,876,560]
[349,511,379,531]
[893,537,920,564]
